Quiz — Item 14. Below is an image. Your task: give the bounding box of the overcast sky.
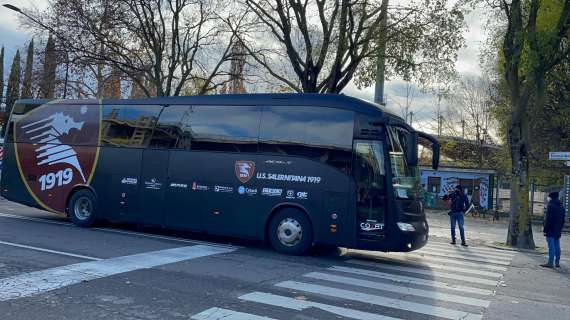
[1,1,487,133]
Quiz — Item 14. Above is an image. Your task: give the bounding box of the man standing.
[444,185,469,246]
[541,191,565,268]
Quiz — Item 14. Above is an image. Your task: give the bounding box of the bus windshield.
[387,126,419,200]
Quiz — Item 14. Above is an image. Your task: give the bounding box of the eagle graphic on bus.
[21,112,87,182]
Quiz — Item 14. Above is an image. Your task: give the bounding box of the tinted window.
[150,105,261,153]
[259,106,354,172]
[102,105,163,147]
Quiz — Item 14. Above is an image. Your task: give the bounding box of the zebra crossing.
[190,241,516,320]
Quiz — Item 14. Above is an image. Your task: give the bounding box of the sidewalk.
[427,210,570,320]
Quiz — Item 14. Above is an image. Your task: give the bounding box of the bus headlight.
[397,222,416,232]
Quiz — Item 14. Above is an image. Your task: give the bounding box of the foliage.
[236,0,465,93]
[481,0,570,248]
[21,40,34,99]
[4,50,21,133]
[0,47,4,108]
[354,0,466,92]
[39,35,56,99]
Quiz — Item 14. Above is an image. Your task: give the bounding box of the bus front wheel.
[68,189,98,227]
[268,208,313,255]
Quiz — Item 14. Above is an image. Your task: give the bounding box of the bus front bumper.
[353,220,429,252]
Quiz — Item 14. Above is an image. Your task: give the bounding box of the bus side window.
[259,106,354,172]
[189,105,260,153]
[102,105,163,148]
[149,105,192,150]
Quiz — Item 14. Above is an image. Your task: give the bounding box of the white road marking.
[428,242,516,256]
[388,253,508,271]
[304,272,490,307]
[0,245,234,301]
[240,291,402,320]
[0,212,71,226]
[191,307,277,320]
[346,259,500,285]
[417,247,513,261]
[409,249,511,265]
[328,266,494,295]
[276,281,483,320]
[91,227,242,250]
[0,211,238,250]
[347,254,504,278]
[0,240,101,261]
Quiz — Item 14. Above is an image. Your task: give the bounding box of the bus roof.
[15,94,416,132]
[17,94,398,117]
[113,94,396,116]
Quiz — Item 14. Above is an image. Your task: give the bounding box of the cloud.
[343,8,486,135]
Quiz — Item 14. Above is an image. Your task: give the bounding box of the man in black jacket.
[541,191,566,268]
[443,185,470,246]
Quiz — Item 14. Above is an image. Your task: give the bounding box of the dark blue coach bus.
[1,94,439,254]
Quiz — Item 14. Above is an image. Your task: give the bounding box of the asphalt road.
[0,198,549,320]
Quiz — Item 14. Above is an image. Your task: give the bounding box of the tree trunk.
[506,95,535,249]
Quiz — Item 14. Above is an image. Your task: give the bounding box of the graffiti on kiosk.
[256,173,321,184]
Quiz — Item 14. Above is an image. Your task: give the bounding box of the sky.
[1,0,488,133]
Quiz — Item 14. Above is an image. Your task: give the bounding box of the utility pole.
[373,0,389,105]
[409,111,414,126]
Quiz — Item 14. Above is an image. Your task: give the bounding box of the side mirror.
[418,132,440,170]
[406,132,418,167]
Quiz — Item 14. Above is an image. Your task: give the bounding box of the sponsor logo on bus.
[14,103,100,213]
[360,221,384,231]
[214,185,233,193]
[256,172,321,184]
[262,187,282,197]
[121,177,138,185]
[170,183,188,188]
[296,191,308,200]
[265,159,292,165]
[145,178,162,190]
[235,160,255,183]
[286,190,295,199]
[192,182,208,191]
[238,185,257,196]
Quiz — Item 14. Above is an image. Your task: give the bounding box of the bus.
[1,94,439,255]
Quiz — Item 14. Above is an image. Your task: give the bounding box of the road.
[0,198,567,320]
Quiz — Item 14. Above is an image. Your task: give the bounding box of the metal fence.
[494,179,563,218]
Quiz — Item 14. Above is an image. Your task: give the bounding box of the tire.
[68,189,98,227]
[268,207,313,255]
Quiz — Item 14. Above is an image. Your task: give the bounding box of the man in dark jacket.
[541,191,566,268]
[443,185,470,246]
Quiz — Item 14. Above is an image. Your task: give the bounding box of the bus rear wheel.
[68,189,98,227]
[268,208,313,255]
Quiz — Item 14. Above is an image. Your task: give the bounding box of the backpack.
[451,192,467,212]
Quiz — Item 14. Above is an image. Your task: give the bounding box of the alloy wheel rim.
[277,217,303,247]
[74,197,92,220]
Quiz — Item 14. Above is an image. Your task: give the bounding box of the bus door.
[138,149,170,226]
[353,140,387,239]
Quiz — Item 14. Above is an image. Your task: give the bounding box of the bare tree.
[447,76,496,167]
[237,0,387,93]
[26,0,242,97]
